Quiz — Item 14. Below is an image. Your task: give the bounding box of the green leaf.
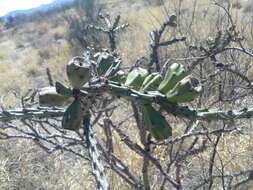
[109,70,126,83]
[55,81,72,97]
[142,103,172,141]
[38,87,69,107]
[141,73,162,91]
[141,73,156,89]
[66,57,91,89]
[125,67,148,90]
[168,15,177,27]
[62,99,82,131]
[95,52,120,76]
[166,77,202,103]
[158,63,188,94]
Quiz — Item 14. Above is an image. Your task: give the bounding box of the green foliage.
[124,67,148,90]
[38,54,201,140]
[142,103,172,141]
[54,59,201,139]
[141,72,162,91]
[62,99,82,131]
[37,51,202,142]
[66,57,91,89]
[109,70,126,83]
[158,63,188,94]
[95,51,121,77]
[95,52,115,76]
[38,87,69,106]
[166,76,202,103]
[122,63,201,104]
[55,81,73,97]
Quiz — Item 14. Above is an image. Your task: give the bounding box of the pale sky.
[0,0,55,16]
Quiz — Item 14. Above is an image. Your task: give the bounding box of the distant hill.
[1,0,75,19]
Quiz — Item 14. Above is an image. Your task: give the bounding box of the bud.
[66,56,91,89]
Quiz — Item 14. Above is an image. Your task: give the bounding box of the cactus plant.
[166,77,202,103]
[66,56,91,89]
[55,81,73,97]
[38,87,69,107]
[141,73,162,91]
[62,99,82,131]
[158,63,188,94]
[95,51,116,76]
[142,103,172,140]
[109,70,126,83]
[125,67,148,90]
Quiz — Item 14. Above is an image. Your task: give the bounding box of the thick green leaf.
[62,99,82,131]
[158,63,188,94]
[141,73,162,91]
[66,57,91,89]
[125,67,148,90]
[109,70,126,83]
[142,103,172,141]
[95,52,121,78]
[39,87,69,107]
[95,52,115,76]
[166,77,202,103]
[55,81,72,97]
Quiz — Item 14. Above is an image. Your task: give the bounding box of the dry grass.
[0,140,95,190]
[0,7,99,190]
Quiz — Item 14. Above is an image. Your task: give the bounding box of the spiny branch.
[88,14,129,51]
[0,107,64,122]
[2,82,253,122]
[149,15,186,72]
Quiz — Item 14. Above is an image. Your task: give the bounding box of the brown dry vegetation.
[1,0,253,189]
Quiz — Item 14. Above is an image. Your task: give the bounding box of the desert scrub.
[0,140,95,190]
